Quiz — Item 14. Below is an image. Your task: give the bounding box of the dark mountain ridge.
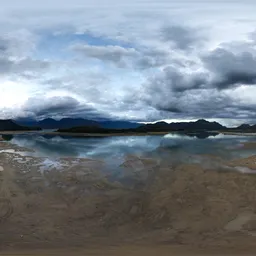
[57,119,230,134]
[135,119,226,132]
[226,123,256,132]
[15,118,140,130]
[0,120,41,131]
[16,118,99,130]
[4,118,256,133]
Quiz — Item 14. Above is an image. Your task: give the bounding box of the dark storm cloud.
[21,96,105,120]
[140,32,256,121]
[160,25,204,50]
[153,105,183,114]
[149,66,208,93]
[142,53,256,121]
[143,73,256,121]
[238,104,256,112]
[202,48,256,89]
[24,96,80,116]
[143,45,256,117]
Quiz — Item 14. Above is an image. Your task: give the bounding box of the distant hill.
[57,126,126,134]
[99,121,140,129]
[0,120,41,131]
[236,124,252,130]
[57,119,228,134]
[135,119,227,132]
[227,123,256,133]
[16,118,100,130]
[12,118,256,134]
[15,118,140,130]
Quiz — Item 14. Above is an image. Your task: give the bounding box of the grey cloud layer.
[0,36,49,77]
[203,48,256,89]
[0,0,255,124]
[72,44,172,69]
[160,25,205,50]
[140,41,256,121]
[20,96,107,120]
[72,44,138,67]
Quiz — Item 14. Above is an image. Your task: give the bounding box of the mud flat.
[228,155,256,170]
[1,142,256,255]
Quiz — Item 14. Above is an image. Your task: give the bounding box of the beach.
[0,138,256,255]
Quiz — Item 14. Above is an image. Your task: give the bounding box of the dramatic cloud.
[22,96,81,118]
[0,0,255,124]
[148,66,208,93]
[202,48,256,89]
[16,96,108,120]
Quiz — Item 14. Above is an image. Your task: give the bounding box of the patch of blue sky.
[33,30,136,61]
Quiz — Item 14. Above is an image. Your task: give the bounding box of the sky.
[0,0,256,126]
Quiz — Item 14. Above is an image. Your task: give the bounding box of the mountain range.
[15,118,140,130]
[0,118,255,133]
[134,119,227,132]
[57,119,230,133]
[0,120,41,131]
[227,124,256,132]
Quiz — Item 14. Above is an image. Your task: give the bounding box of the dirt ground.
[3,245,256,256]
[0,141,256,255]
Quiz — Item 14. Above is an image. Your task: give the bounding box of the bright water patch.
[1,133,255,168]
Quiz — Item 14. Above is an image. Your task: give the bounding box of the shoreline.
[0,130,256,137]
[0,131,173,137]
[43,131,172,137]
[220,131,256,136]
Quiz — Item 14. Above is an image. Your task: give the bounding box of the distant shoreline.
[220,131,256,136]
[0,131,171,137]
[0,130,256,137]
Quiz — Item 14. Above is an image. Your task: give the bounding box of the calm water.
[1,133,255,163]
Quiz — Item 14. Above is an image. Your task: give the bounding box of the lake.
[1,133,255,168]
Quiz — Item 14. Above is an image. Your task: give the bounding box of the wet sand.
[0,141,256,255]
